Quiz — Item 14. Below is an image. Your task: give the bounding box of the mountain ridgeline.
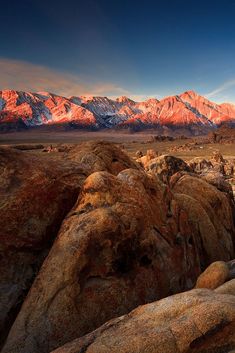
[0,90,235,134]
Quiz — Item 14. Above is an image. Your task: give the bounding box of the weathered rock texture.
[145,155,192,183]
[189,157,213,173]
[200,170,234,199]
[51,289,235,353]
[170,172,235,267]
[2,169,204,353]
[189,153,235,179]
[1,143,235,353]
[215,279,235,296]
[136,149,159,168]
[195,261,229,289]
[0,147,88,345]
[67,140,141,175]
[3,165,235,353]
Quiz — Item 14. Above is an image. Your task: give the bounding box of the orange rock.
[51,289,235,353]
[67,140,141,175]
[2,169,202,353]
[170,172,235,266]
[195,261,229,289]
[0,146,88,345]
[215,279,235,296]
[146,154,192,183]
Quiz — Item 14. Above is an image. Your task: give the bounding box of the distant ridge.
[0,89,235,134]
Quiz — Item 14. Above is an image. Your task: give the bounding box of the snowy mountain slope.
[0,89,235,132]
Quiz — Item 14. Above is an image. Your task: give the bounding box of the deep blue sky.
[1,0,235,102]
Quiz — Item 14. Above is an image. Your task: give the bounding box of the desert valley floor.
[1,129,235,158]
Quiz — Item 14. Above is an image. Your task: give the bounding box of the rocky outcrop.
[145,155,193,183]
[0,147,89,346]
[2,168,204,353]
[1,142,235,353]
[170,172,235,267]
[189,157,213,173]
[136,149,159,168]
[190,153,235,179]
[200,170,234,201]
[3,164,235,353]
[51,289,235,353]
[67,140,141,175]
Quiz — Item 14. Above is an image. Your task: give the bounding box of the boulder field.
[1,141,235,353]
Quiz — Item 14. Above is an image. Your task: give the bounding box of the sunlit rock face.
[0,89,235,131]
[144,154,193,183]
[170,172,235,266]
[66,140,141,175]
[0,146,89,346]
[0,141,141,347]
[1,142,235,353]
[3,165,235,353]
[51,289,235,353]
[2,168,202,353]
[0,90,97,129]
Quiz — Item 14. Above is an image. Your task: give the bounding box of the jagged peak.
[180,90,201,99]
[116,96,136,104]
[0,89,25,97]
[143,98,159,104]
[0,88,235,131]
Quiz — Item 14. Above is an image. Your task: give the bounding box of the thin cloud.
[206,79,235,99]
[0,58,130,97]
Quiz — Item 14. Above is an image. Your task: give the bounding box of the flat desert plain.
[0,130,235,162]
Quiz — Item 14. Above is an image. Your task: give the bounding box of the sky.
[1,0,235,102]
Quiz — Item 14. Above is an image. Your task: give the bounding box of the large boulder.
[200,170,234,198]
[189,154,235,179]
[170,172,235,267]
[224,159,235,177]
[136,149,159,169]
[67,140,141,175]
[195,261,229,289]
[211,150,226,164]
[0,147,89,345]
[189,157,213,174]
[215,279,235,296]
[2,169,203,353]
[146,155,192,183]
[51,289,235,353]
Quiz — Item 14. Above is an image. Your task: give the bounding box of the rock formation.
[1,142,235,353]
[0,147,88,345]
[67,140,141,175]
[145,154,192,183]
[170,172,235,266]
[2,169,203,353]
[51,289,235,353]
[195,261,230,289]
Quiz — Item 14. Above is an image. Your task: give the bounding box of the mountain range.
[0,89,235,134]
